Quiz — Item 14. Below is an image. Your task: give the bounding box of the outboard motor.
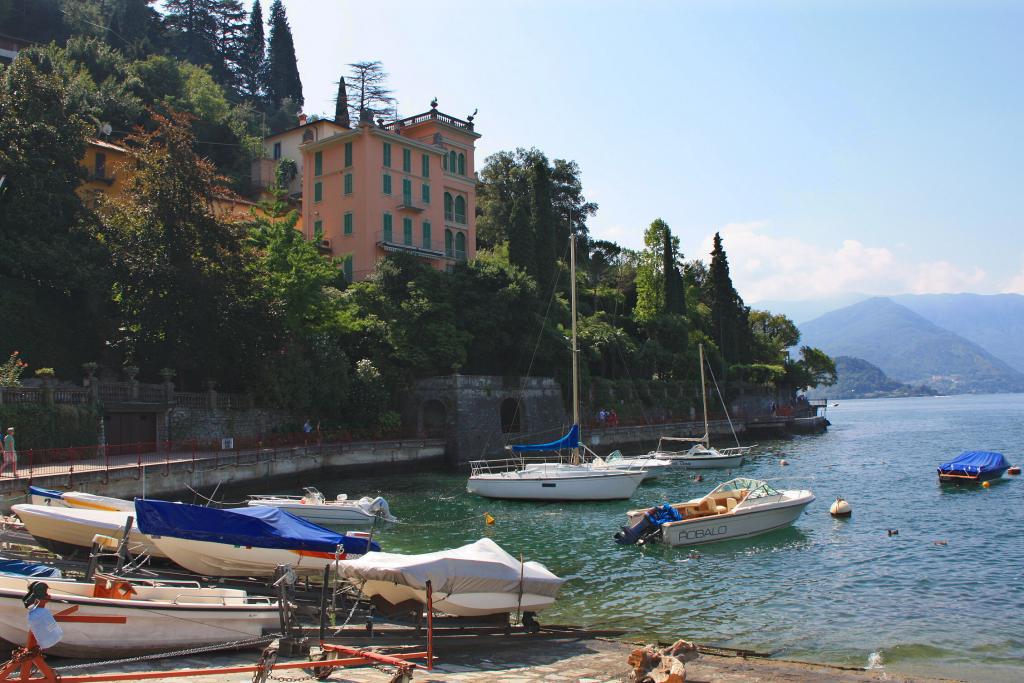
[614,504,683,546]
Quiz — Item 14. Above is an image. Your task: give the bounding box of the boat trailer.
[0,581,436,683]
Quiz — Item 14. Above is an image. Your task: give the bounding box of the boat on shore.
[337,537,564,618]
[0,573,277,657]
[135,499,379,577]
[244,487,397,526]
[28,486,137,512]
[616,478,814,547]
[937,451,1011,483]
[12,504,167,558]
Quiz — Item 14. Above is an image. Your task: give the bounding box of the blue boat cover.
[134,499,380,555]
[937,451,1010,475]
[27,486,64,501]
[510,424,580,453]
[0,557,62,578]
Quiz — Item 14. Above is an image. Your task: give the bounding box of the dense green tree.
[334,76,350,126]
[237,0,265,101]
[99,109,268,386]
[0,0,65,44]
[162,0,219,74]
[749,310,800,363]
[59,0,164,59]
[707,232,752,371]
[265,0,302,107]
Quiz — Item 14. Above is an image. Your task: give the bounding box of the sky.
[277,0,1024,309]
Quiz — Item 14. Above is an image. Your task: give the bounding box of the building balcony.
[377,230,445,260]
[385,108,475,133]
[397,194,425,212]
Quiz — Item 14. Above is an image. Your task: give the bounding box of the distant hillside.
[893,293,1024,374]
[800,297,1024,394]
[806,356,937,399]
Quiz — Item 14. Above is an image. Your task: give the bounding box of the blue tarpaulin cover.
[134,499,379,555]
[0,556,62,578]
[510,424,580,453]
[937,451,1010,475]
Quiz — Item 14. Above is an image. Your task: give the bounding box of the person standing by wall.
[1,427,16,477]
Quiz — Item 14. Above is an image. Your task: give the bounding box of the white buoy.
[830,497,852,517]
[779,459,789,466]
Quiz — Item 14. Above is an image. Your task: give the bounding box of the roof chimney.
[297,113,308,125]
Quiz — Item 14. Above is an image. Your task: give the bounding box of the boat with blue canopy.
[937,451,1011,483]
[135,499,379,577]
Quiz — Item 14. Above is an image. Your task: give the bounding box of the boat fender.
[780,459,789,466]
[982,481,991,488]
[887,529,899,536]
[27,605,63,649]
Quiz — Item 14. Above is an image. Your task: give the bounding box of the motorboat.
[12,504,168,558]
[645,344,752,469]
[938,451,1011,483]
[465,236,646,501]
[596,452,673,480]
[616,477,814,547]
[0,573,277,657]
[245,487,397,526]
[135,499,379,577]
[337,538,564,617]
[28,486,135,512]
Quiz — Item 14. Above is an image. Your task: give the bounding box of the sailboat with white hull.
[647,343,752,469]
[467,236,646,501]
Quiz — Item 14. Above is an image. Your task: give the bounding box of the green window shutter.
[343,212,353,235]
[382,173,392,194]
[455,231,467,261]
[313,219,323,238]
[421,183,430,204]
[403,217,413,245]
[454,195,466,223]
[343,255,353,283]
[444,192,453,221]
[344,142,352,167]
[448,150,456,172]
[445,229,453,257]
[314,181,323,202]
[344,173,353,194]
[383,142,391,167]
[383,212,393,241]
[314,151,322,176]
[421,154,429,178]
[458,153,465,176]
[403,148,411,172]
[422,221,431,250]
[402,178,412,203]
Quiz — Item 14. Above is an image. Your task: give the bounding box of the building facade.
[299,104,479,282]
[251,116,347,197]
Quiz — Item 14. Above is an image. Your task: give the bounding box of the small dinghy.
[938,451,1011,483]
[28,487,135,512]
[337,538,564,617]
[135,499,379,577]
[617,477,814,547]
[0,574,277,657]
[245,487,397,526]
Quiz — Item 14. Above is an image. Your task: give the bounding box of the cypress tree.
[527,154,557,297]
[265,0,303,107]
[238,0,266,100]
[335,76,351,126]
[708,232,751,370]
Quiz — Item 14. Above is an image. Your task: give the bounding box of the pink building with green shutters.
[299,104,479,282]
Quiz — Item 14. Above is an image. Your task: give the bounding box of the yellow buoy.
[981,481,991,489]
[484,512,495,525]
[830,497,852,517]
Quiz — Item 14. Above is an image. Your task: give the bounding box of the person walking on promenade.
[1,427,16,477]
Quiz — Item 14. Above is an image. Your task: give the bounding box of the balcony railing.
[377,230,444,259]
[398,193,425,212]
[385,109,474,133]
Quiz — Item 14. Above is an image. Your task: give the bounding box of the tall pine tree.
[335,76,350,126]
[238,0,266,100]
[210,0,248,92]
[265,0,303,107]
[162,0,219,73]
[708,232,752,372]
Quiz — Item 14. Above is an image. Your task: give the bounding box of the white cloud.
[690,222,991,304]
[1004,257,1024,294]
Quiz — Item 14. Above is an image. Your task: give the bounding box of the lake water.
[246,394,1024,681]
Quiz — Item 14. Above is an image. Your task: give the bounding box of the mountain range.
[805,356,937,399]
[799,296,1024,394]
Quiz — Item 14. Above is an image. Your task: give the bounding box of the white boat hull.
[12,505,167,558]
[656,453,744,469]
[628,494,814,547]
[243,502,382,526]
[356,580,555,617]
[468,468,644,501]
[147,535,343,577]
[0,577,277,657]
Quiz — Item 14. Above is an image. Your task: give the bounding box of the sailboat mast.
[570,234,581,460]
[699,342,709,447]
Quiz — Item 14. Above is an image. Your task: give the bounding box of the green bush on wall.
[0,404,100,450]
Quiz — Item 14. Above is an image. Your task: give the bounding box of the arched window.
[444,192,454,222]
[445,229,454,257]
[448,150,457,172]
[457,153,465,176]
[500,398,521,434]
[454,195,466,224]
[455,231,466,261]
